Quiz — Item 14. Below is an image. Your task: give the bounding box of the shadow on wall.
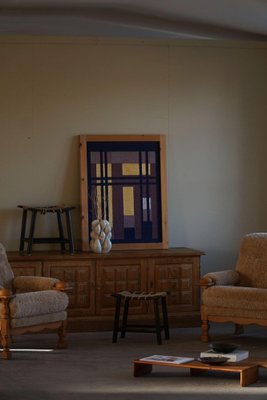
[61,134,81,250]
[199,248,239,275]
[0,207,21,250]
[0,135,82,252]
[61,135,80,206]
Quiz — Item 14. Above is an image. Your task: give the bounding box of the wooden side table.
[134,358,260,387]
[18,205,75,255]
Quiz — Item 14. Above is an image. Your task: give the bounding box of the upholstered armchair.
[0,243,69,359]
[200,233,267,342]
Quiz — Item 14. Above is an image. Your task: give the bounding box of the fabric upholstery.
[0,243,14,290]
[201,233,267,326]
[10,311,67,328]
[202,285,267,310]
[14,276,60,292]
[236,233,267,288]
[0,290,68,318]
[203,269,240,286]
[202,305,267,320]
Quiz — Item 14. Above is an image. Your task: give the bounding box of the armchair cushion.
[203,285,267,311]
[0,290,68,319]
[13,276,60,292]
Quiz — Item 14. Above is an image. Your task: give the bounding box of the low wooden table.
[134,358,266,387]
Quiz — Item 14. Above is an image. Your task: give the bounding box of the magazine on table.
[139,355,194,364]
[200,349,249,362]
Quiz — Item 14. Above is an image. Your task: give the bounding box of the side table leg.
[121,298,130,338]
[57,211,66,252]
[134,362,153,377]
[240,366,258,387]
[153,298,162,345]
[65,210,75,254]
[27,210,37,255]
[161,296,170,340]
[112,296,121,343]
[19,209,28,253]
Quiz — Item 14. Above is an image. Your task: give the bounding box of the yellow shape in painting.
[96,164,101,177]
[123,187,134,216]
[108,187,113,227]
[96,163,112,177]
[122,163,150,176]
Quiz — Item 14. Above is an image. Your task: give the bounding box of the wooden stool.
[18,205,75,255]
[112,291,170,345]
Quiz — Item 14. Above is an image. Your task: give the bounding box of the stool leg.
[27,210,37,255]
[65,210,75,254]
[112,296,121,343]
[161,296,170,340]
[19,209,28,253]
[153,298,162,345]
[121,298,130,338]
[56,211,66,252]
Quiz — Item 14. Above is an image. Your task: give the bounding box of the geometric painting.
[79,135,168,251]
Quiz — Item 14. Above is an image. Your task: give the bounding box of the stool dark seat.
[18,205,75,255]
[112,291,170,345]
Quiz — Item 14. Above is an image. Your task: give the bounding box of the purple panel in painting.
[111,163,124,240]
[148,151,156,164]
[150,184,159,239]
[124,216,135,228]
[110,151,139,164]
[90,152,100,164]
[133,185,142,239]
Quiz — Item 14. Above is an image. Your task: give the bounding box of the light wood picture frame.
[79,134,168,251]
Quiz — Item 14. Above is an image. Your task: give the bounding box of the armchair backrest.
[236,233,267,288]
[0,243,14,290]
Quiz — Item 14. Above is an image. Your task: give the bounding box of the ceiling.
[0,0,267,40]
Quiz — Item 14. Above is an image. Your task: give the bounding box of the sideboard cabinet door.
[43,260,95,317]
[9,261,42,277]
[95,258,148,316]
[148,256,200,313]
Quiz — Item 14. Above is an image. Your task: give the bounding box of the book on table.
[139,355,194,364]
[200,349,249,362]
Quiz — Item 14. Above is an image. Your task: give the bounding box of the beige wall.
[0,37,266,273]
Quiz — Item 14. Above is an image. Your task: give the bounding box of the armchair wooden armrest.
[0,288,14,298]
[54,281,69,292]
[199,277,215,289]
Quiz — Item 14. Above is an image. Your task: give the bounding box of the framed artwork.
[79,134,168,251]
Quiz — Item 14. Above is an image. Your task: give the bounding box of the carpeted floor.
[1,324,267,399]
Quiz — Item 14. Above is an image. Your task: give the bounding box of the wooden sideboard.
[7,248,204,331]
